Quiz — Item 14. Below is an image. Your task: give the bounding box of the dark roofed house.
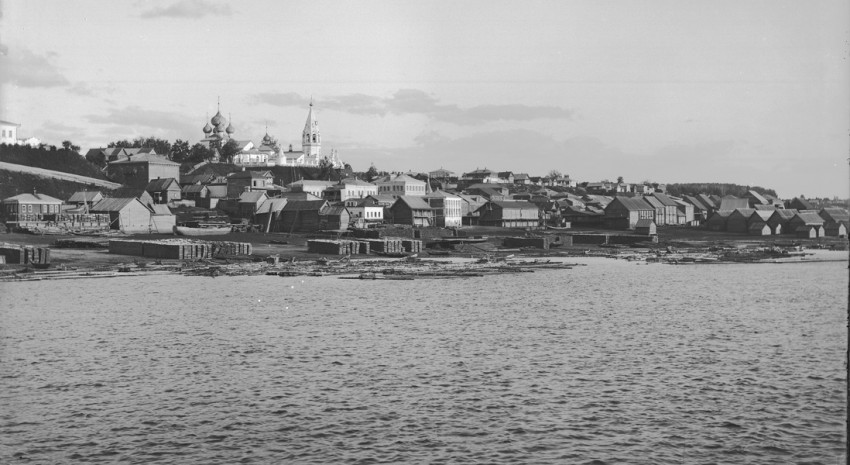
[745,190,769,207]
[3,192,63,223]
[704,210,732,231]
[819,207,849,237]
[179,173,215,187]
[389,196,435,227]
[648,193,680,224]
[766,209,797,235]
[237,191,269,218]
[634,219,657,236]
[319,205,352,231]
[603,196,654,229]
[278,199,330,233]
[106,152,180,188]
[719,196,750,212]
[181,184,209,202]
[726,208,756,233]
[477,200,540,228]
[108,187,155,209]
[683,195,709,222]
[788,212,825,238]
[145,178,181,204]
[785,197,815,211]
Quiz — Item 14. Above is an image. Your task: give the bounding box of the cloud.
[85,105,198,141]
[139,0,232,19]
[0,46,69,88]
[250,89,573,125]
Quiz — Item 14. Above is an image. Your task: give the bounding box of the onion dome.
[262,132,271,143]
[226,122,235,134]
[215,118,227,133]
[202,122,213,134]
[211,110,223,126]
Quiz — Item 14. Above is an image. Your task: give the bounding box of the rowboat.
[173,225,232,236]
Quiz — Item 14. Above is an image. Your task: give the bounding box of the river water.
[1,256,846,464]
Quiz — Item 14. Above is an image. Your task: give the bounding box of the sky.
[0,0,848,198]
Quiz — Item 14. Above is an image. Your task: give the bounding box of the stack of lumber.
[307,240,371,255]
[0,243,51,265]
[503,236,552,249]
[108,239,252,259]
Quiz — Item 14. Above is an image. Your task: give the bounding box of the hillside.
[0,144,109,181]
[0,170,117,201]
[665,183,777,198]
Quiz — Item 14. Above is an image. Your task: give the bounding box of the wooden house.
[145,178,181,204]
[278,200,329,233]
[683,195,709,222]
[237,191,269,218]
[795,225,822,239]
[748,222,772,236]
[766,209,797,235]
[345,197,384,223]
[287,180,336,198]
[719,196,750,212]
[423,190,463,227]
[562,206,604,226]
[785,197,815,211]
[726,209,756,233]
[747,210,774,234]
[704,210,732,231]
[181,184,209,202]
[2,192,63,223]
[819,207,849,237]
[319,205,351,231]
[226,170,274,198]
[744,190,769,208]
[604,196,654,229]
[648,193,682,224]
[388,196,436,227]
[67,191,104,209]
[106,153,180,188]
[90,197,153,233]
[477,200,540,228]
[634,219,657,236]
[787,212,825,237]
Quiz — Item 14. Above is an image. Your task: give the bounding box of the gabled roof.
[150,204,172,215]
[238,191,268,204]
[3,193,63,204]
[750,210,773,221]
[697,194,717,209]
[489,200,539,210]
[257,198,288,214]
[729,208,756,218]
[145,178,180,191]
[320,205,349,216]
[109,153,178,165]
[393,196,433,210]
[642,196,665,209]
[793,212,825,225]
[282,200,328,211]
[820,207,850,223]
[179,174,214,185]
[608,196,652,211]
[635,219,655,227]
[683,195,708,211]
[280,192,322,201]
[719,197,750,211]
[648,193,679,207]
[768,209,798,221]
[339,177,376,187]
[288,179,335,188]
[423,189,461,200]
[68,191,103,203]
[786,197,815,210]
[181,184,208,194]
[746,190,769,205]
[90,197,141,212]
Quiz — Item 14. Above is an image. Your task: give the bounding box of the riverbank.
[0,228,846,281]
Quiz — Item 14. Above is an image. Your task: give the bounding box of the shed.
[90,198,153,233]
[766,209,797,235]
[603,196,654,229]
[3,192,63,222]
[704,211,732,231]
[389,196,436,226]
[634,219,657,236]
[278,200,329,233]
[726,209,756,233]
[748,222,771,236]
[477,200,540,228]
[319,205,352,231]
[67,191,104,208]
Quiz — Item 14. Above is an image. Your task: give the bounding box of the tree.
[85,150,107,169]
[617,176,624,184]
[220,139,241,164]
[187,143,214,165]
[170,139,191,163]
[61,140,80,152]
[365,163,378,181]
[547,169,562,179]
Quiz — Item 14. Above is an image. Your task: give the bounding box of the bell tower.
[302,99,321,159]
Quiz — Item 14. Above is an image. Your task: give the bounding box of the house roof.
[181,184,208,194]
[750,210,773,221]
[282,200,328,211]
[787,197,815,210]
[609,196,652,211]
[257,198,288,214]
[288,179,335,188]
[150,204,172,215]
[793,212,825,225]
[768,209,798,221]
[649,193,679,207]
[423,189,461,200]
[339,177,376,187]
[683,195,708,211]
[635,219,655,227]
[228,170,272,179]
[820,207,850,223]
[489,200,539,210]
[719,197,750,211]
[68,191,103,203]
[179,174,214,185]
[145,178,180,191]
[238,191,268,204]
[697,194,717,209]
[393,196,433,210]
[3,193,63,204]
[747,190,769,205]
[91,198,139,212]
[320,205,349,216]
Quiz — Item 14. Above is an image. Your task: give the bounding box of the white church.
[209,101,342,168]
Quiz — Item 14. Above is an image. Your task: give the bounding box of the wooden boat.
[173,225,232,236]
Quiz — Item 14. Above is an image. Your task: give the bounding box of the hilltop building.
[229,101,343,169]
[0,120,40,147]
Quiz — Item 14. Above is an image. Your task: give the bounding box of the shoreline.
[1,229,846,281]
